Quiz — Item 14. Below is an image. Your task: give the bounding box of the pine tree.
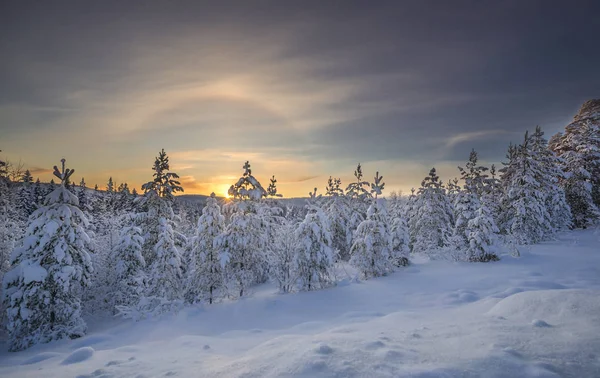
[268,221,297,294]
[267,175,283,198]
[113,225,146,312]
[16,171,36,220]
[133,149,185,316]
[452,150,486,250]
[530,126,572,232]
[409,168,454,256]
[466,203,500,262]
[227,161,267,200]
[293,204,335,291]
[2,159,93,351]
[503,131,551,244]
[186,193,225,304]
[346,163,372,200]
[325,177,352,261]
[551,121,600,228]
[219,201,267,297]
[350,200,394,278]
[481,164,502,226]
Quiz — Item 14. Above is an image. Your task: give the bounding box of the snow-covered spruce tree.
[387,194,410,267]
[324,177,353,261]
[220,162,268,298]
[16,170,36,222]
[227,161,267,201]
[503,131,552,244]
[409,168,454,256]
[345,164,372,245]
[551,114,600,228]
[350,199,394,279]
[112,224,146,312]
[452,150,487,251]
[530,125,572,232]
[498,142,518,234]
[130,149,185,317]
[2,159,93,351]
[446,177,461,207]
[466,202,500,262]
[186,193,225,304]
[481,164,502,226]
[293,204,335,291]
[267,175,283,198]
[268,220,297,294]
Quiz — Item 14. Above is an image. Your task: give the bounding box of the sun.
[221,184,232,199]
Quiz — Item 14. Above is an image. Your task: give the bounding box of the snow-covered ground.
[1,229,599,378]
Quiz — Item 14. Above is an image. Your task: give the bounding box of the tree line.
[0,100,598,351]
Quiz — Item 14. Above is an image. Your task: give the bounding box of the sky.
[1,1,599,198]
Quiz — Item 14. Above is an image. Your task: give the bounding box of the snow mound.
[487,289,600,324]
[531,319,552,328]
[61,347,95,365]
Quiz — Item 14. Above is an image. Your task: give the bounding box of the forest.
[0,100,599,352]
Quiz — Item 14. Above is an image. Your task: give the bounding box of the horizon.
[2,1,599,197]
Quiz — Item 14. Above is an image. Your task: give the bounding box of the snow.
[21,261,47,285]
[1,229,600,377]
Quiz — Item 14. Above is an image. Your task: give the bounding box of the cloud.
[28,166,52,175]
[445,130,512,148]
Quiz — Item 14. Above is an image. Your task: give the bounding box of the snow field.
[0,229,599,377]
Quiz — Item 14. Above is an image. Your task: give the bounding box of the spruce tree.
[134,149,185,316]
[502,132,551,244]
[220,162,269,297]
[2,159,93,351]
[350,200,394,278]
[409,168,454,256]
[113,225,146,312]
[466,203,500,262]
[293,204,335,291]
[325,177,352,261]
[452,150,486,250]
[186,193,225,304]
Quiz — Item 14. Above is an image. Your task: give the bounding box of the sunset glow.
[1,2,598,197]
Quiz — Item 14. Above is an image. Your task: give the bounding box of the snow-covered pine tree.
[220,162,269,297]
[293,204,335,291]
[530,125,572,233]
[452,150,486,251]
[325,177,352,261]
[503,131,552,244]
[16,170,36,220]
[186,193,225,304]
[112,225,146,312]
[227,161,267,201]
[409,168,454,256]
[466,202,500,262]
[350,199,394,279]
[446,178,461,206]
[498,142,518,234]
[389,214,410,267]
[346,163,372,201]
[219,201,267,298]
[267,175,283,198]
[268,220,297,294]
[481,164,502,226]
[2,159,93,351]
[550,110,600,228]
[134,149,185,316]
